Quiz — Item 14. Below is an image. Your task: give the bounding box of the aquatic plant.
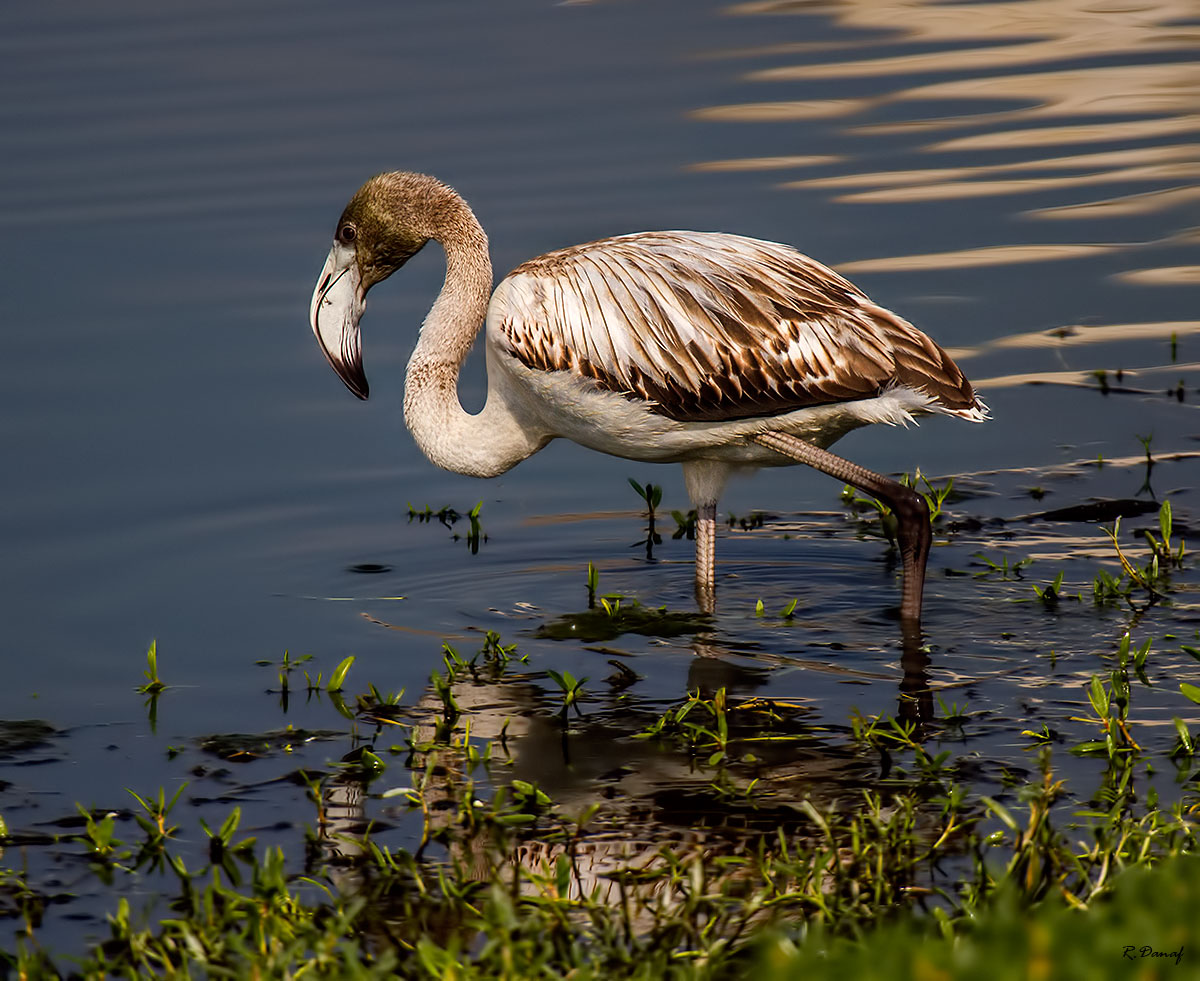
[670,508,697,539]
[1096,501,1186,607]
[406,500,486,552]
[629,478,664,557]
[6,645,1200,978]
[545,668,588,720]
[134,640,166,696]
[842,469,955,536]
[973,552,1033,580]
[628,478,663,516]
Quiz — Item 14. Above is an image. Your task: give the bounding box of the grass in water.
[2,634,1197,977]
[3,498,1199,977]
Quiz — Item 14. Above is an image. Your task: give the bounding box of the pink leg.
[682,461,730,616]
[694,502,716,614]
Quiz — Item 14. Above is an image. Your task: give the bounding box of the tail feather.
[890,324,987,422]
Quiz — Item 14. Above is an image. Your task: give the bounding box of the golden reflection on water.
[794,160,1200,205]
[698,0,1200,262]
[942,317,1200,393]
[958,449,1200,482]
[1117,265,1200,285]
[931,117,1200,152]
[688,153,843,172]
[1031,185,1200,220]
[837,242,1120,273]
[723,0,1199,93]
[967,363,1200,393]
[947,320,1200,359]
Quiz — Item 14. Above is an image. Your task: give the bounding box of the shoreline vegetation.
[4,644,1199,976]
[3,496,1199,978]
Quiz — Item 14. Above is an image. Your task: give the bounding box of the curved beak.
[310,242,369,399]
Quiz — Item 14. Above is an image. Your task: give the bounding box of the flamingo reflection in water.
[315,627,939,933]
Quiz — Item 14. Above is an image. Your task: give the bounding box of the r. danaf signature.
[1122,945,1184,965]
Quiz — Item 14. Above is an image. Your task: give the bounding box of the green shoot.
[136,640,166,695]
[546,669,588,718]
[586,561,599,608]
[628,478,663,515]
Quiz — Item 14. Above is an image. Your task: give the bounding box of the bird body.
[310,172,986,622]
[485,231,981,466]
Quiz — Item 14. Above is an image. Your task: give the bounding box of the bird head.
[309,172,447,400]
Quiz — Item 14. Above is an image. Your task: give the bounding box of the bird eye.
[338,223,356,244]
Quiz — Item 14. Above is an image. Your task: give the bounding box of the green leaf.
[493,813,537,826]
[980,796,1018,832]
[799,800,831,837]
[218,807,241,841]
[327,655,355,692]
[359,750,386,775]
[1173,717,1194,755]
[1117,632,1131,667]
[1088,675,1110,718]
[1181,682,1200,705]
[327,691,355,720]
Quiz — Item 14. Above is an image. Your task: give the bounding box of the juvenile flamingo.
[310,172,986,621]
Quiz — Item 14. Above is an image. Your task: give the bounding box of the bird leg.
[682,460,731,616]
[694,502,717,615]
[753,431,931,624]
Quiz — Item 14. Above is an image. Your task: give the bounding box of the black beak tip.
[344,373,369,401]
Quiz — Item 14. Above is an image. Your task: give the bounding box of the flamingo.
[309,172,986,622]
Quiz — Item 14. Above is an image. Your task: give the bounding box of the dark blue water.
[2,0,1198,952]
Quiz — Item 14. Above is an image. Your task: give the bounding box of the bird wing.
[492,231,978,423]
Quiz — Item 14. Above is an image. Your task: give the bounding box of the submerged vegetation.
[4,572,1200,976]
[407,500,487,553]
[4,451,1200,977]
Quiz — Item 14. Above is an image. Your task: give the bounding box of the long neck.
[403,199,544,478]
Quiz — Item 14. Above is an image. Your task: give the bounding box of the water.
[1,0,1198,952]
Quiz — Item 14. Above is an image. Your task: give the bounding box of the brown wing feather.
[494,231,979,423]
